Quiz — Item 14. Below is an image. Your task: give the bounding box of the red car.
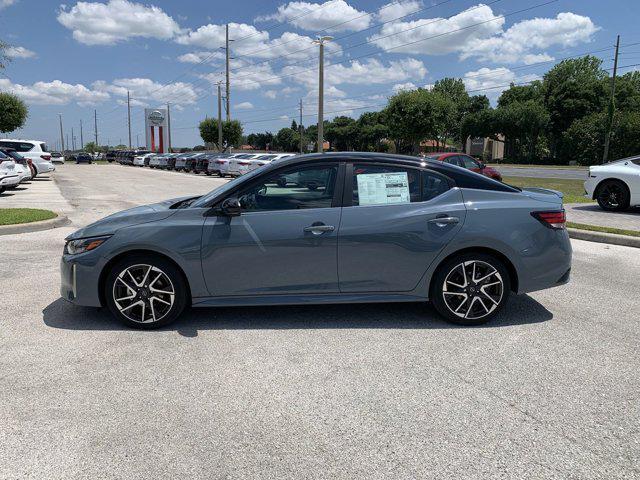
[425,152,502,181]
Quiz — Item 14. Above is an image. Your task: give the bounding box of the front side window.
[237,165,338,212]
[443,156,463,168]
[352,164,421,206]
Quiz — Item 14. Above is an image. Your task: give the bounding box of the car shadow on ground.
[570,204,640,215]
[43,294,553,337]
[31,177,51,182]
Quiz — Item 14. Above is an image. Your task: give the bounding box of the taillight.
[238,161,251,166]
[531,210,566,229]
[40,155,51,160]
[215,160,227,164]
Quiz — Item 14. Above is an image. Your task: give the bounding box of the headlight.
[64,235,111,255]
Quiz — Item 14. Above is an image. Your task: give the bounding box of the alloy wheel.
[442,260,504,320]
[598,183,623,209]
[112,264,175,323]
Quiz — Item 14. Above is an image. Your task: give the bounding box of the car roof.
[271,152,516,193]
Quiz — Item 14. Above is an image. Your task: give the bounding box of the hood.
[520,187,564,205]
[66,196,193,240]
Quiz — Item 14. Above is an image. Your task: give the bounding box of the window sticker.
[357,172,411,205]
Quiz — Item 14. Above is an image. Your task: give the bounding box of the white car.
[133,153,155,167]
[0,157,21,193]
[51,152,65,164]
[584,155,640,211]
[227,153,264,177]
[0,139,55,177]
[247,153,296,173]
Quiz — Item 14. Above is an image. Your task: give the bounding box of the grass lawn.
[567,222,640,238]
[488,163,587,170]
[0,208,57,226]
[502,176,592,204]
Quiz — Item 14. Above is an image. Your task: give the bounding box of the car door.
[201,162,343,296]
[338,163,466,293]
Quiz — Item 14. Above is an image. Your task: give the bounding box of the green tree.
[383,88,438,154]
[356,111,388,151]
[273,127,299,152]
[543,56,607,157]
[199,118,243,150]
[84,141,98,154]
[498,81,544,108]
[325,116,357,151]
[0,92,28,133]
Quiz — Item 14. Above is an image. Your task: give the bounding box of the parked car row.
[124,151,297,177]
[0,147,55,194]
[0,139,57,177]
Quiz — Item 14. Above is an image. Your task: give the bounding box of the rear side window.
[422,171,451,201]
[39,143,47,152]
[13,143,35,152]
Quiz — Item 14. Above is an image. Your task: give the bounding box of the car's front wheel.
[596,180,630,211]
[431,253,510,326]
[104,255,187,329]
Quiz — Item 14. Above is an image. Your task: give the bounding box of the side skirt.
[192,292,428,308]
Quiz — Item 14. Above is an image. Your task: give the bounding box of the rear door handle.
[304,224,335,235]
[428,216,459,226]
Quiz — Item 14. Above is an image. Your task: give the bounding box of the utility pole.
[217,82,223,151]
[94,109,98,147]
[136,134,139,148]
[313,36,332,153]
[127,90,132,148]
[58,114,65,153]
[66,134,69,152]
[225,23,231,121]
[167,103,172,153]
[71,127,75,151]
[80,120,84,150]
[299,99,304,154]
[603,35,620,164]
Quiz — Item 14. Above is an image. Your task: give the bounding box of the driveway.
[1,164,639,479]
[565,203,640,231]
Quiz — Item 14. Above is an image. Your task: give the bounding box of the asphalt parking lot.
[1,164,639,479]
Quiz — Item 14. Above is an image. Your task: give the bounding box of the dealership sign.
[144,108,168,153]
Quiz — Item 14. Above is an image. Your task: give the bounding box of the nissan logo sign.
[148,110,165,125]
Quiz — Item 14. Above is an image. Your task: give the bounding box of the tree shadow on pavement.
[43,294,552,337]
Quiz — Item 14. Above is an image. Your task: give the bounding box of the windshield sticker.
[357,172,411,205]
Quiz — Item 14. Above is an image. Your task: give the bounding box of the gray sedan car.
[60,153,571,329]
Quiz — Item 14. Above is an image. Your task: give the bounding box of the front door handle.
[304,223,335,235]
[428,216,459,227]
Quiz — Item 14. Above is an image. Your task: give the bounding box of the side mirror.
[219,197,242,217]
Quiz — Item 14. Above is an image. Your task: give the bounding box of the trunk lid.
[520,187,564,205]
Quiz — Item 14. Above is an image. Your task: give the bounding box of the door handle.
[304,224,335,235]
[428,216,459,227]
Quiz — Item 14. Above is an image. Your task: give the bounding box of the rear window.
[40,143,48,152]
[632,159,640,166]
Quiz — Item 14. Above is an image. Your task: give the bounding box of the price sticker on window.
[357,172,411,205]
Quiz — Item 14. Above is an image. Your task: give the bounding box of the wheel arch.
[98,249,192,307]
[593,177,630,200]
[429,246,519,295]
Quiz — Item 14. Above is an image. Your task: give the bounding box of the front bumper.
[1,174,20,187]
[60,253,104,307]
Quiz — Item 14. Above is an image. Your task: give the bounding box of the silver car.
[60,153,572,329]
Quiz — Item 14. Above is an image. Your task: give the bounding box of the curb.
[0,214,70,236]
[568,228,640,249]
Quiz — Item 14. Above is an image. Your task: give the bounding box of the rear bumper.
[517,229,573,294]
[38,162,56,173]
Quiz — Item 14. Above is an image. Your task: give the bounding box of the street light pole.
[225,23,231,122]
[313,36,332,153]
[603,35,620,164]
[217,82,223,151]
[58,114,65,153]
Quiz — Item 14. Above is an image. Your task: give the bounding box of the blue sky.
[1,0,638,149]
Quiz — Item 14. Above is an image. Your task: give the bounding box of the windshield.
[192,166,266,208]
[256,155,276,160]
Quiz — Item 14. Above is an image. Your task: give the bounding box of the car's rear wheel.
[105,255,187,329]
[431,253,510,326]
[596,180,630,211]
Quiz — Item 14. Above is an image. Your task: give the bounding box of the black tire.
[596,179,630,211]
[104,254,188,329]
[430,252,511,326]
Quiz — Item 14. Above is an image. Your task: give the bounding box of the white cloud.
[521,53,555,65]
[263,90,278,99]
[287,57,427,89]
[0,79,109,106]
[257,0,371,32]
[176,51,224,64]
[462,67,540,101]
[4,45,36,59]
[235,101,254,110]
[92,78,199,106]
[57,0,181,45]
[198,59,282,92]
[368,4,504,55]
[0,0,16,9]
[462,12,599,63]
[177,23,337,61]
[392,82,417,92]
[377,0,422,23]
